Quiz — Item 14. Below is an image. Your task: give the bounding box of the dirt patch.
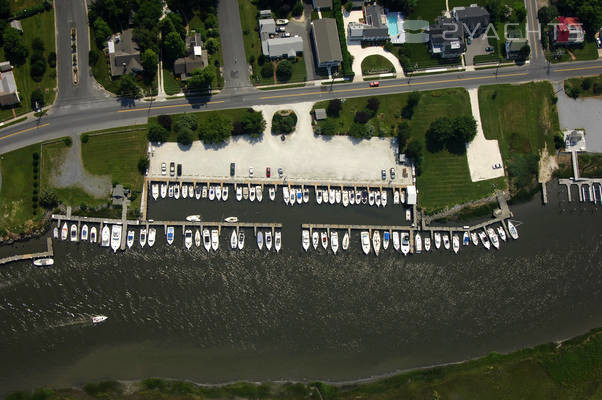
[538,143,558,183]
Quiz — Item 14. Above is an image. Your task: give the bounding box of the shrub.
[276,60,293,82]
[88,50,98,66]
[147,123,169,142]
[198,113,233,144]
[63,137,72,147]
[320,119,338,135]
[272,112,298,134]
[240,110,266,137]
[566,86,580,99]
[30,88,44,109]
[33,164,38,173]
[32,158,39,167]
[177,127,194,146]
[397,121,411,151]
[32,152,39,160]
[292,1,303,16]
[366,97,379,113]
[553,134,564,150]
[137,157,150,174]
[261,62,274,79]
[354,110,371,124]
[344,1,353,12]
[581,78,593,91]
[349,122,367,138]
[157,114,172,130]
[593,82,602,95]
[81,133,89,143]
[258,54,266,65]
[327,99,342,117]
[33,181,39,188]
[174,114,198,132]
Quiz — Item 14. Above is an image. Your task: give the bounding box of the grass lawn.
[394,42,462,71]
[361,55,395,75]
[0,10,56,122]
[8,0,43,12]
[238,0,263,83]
[564,74,602,98]
[407,0,446,22]
[162,68,184,95]
[546,40,599,63]
[473,22,526,65]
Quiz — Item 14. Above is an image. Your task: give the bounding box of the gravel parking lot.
[555,81,602,152]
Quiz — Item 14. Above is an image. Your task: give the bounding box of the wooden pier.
[0,238,54,265]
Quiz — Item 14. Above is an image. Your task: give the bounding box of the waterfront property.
[311,18,343,71]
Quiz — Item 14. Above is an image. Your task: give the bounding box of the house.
[9,20,23,33]
[452,4,489,37]
[107,29,143,77]
[0,62,20,106]
[111,184,130,206]
[313,0,332,10]
[259,9,272,18]
[311,18,343,69]
[259,18,303,58]
[429,17,465,58]
[314,108,327,120]
[173,33,209,80]
[553,16,585,45]
[505,39,528,59]
[347,3,389,42]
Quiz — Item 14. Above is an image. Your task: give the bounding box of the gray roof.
[429,17,465,56]
[364,4,386,28]
[174,33,208,78]
[265,36,303,58]
[313,0,332,9]
[0,65,19,106]
[314,108,327,120]
[312,18,343,64]
[108,29,142,76]
[452,5,489,34]
[259,18,276,34]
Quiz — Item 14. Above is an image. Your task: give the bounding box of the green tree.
[261,62,274,79]
[30,88,44,109]
[205,14,218,29]
[141,48,159,76]
[397,121,411,151]
[453,116,477,143]
[366,97,380,114]
[198,114,232,144]
[537,5,558,24]
[205,38,219,55]
[3,27,28,65]
[276,60,293,82]
[163,31,186,64]
[116,74,141,98]
[93,17,112,47]
[425,116,453,152]
[405,139,423,174]
[39,189,59,209]
[241,110,266,137]
[174,114,198,132]
[30,55,46,81]
[486,0,505,22]
[349,122,367,139]
[0,0,10,19]
[186,66,215,91]
[147,123,169,142]
[518,44,530,60]
[137,157,150,174]
[320,119,338,135]
[292,1,304,16]
[32,37,45,53]
[344,1,353,12]
[134,0,163,29]
[272,112,297,134]
[177,127,194,146]
[327,99,342,117]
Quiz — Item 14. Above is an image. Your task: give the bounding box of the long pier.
[0,237,54,265]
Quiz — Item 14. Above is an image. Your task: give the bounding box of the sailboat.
[81,224,89,241]
[400,232,410,255]
[230,230,238,249]
[274,231,281,253]
[269,186,275,201]
[443,234,450,250]
[236,186,243,201]
[257,231,264,250]
[238,231,245,249]
[487,228,500,250]
[184,229,193,249]
[471,231,479,246]
[321,231,328,250]
[256,186,263,202]
[53,227,58,239]
[222,186,229,201]
[148,228,156,247]
[507,220,519,239]
[203,229,211,251]
[342,231,349,250]
[361,231,370,255]
[101,225,110,247]
[312,231,319,250]
[330,231,339,254]
[265,231,272,251]
[166,226,174,245]
[392,231,400,251]
[90,226,97,243]
[452,234,460,254]
[160,183,167,198]
[211,229,219,251]
[111,225,121,252]
[497,226,507,241]
[479,230,491,250]
[195,229,201,247]
[126,230,135,248]
[383,231,390,250]
[302,230,310,251]
[415,232,422,253]
[372,230,381,256]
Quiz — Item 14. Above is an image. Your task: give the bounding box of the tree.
[134,0,163,29]
[276,60,293,82]
[537,5,558,24]
[241,110,266,137]
[486,0,505,22]
[147,123,169,142]
[3,27,28,65]
[205,38,219,55]
[177,127,194,146]
[272,112,297,134]
[511,2,526,22]
[174,114,198,132]
[320,118,338,135]
[344,1,353,12]
[163,31,186,64]
[405,140,423,174]
[0,0,10,19]
[366,97,380,114]
[186,66,215,91]
[117,74,141,98]
[157,114,172,130]
[354,111,371,124]
[402,91,420,119]
[93,17,112,47]
[581,77,593,91]
[30,55,46,81]
[39,189,59,209]
[453,116,477,143]
[198,114,233,144]
[261,62,274,78]
[425,116,453,152]
[32,37,45,53]
[292,1,303,16]
[397,121,411,151]
[141,48,159,76]
[137,157,150,174]
[518,44,530,60]
[349,122,368,139]
[327,99,342,117]
[30,89,44,109]
[205,14,218,29]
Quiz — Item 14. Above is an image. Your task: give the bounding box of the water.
[387,13,399,37]
[0,183,601,394]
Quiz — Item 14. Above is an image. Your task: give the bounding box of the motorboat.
[166,226,174,245]
[275,231,281,253]
[265,231,272,251]
[479,230,491,250]
[415,232,422,253]
[316,189,323,204]
[329,189,335,204]
[452,235,460,254]
[230,230,238,249]
[195,229,201,247]
[497,226,507,241]
[487,228,500,250]
[443,234,450,250]
[243,186,249,200]
[424,236,431,251]
[405,209,411,221]
[126,230,135,248]
[400,233,410,255]
[302,230,310,251]
[101,225,110,247]
[222,186,229,201]
[392,231,400,251]
[188,184,194,198]
[283,186,289,205]
[70,224,78,242]
[349,190,355,205]
[372,230,381,256]
[256,186,263,202]
[289,188,295,205]
[33,258,54,267]
[400,189,405,204]
[321,231,328,250]
[152,183,159,200]
[434,232,441,249]
[182,184,188,199]
[160,183,167,198]
[186,215,201,222]
[209,186,215,200]
[90,226,97,243]
[53,227,58,239]
[342,190,349,207]
[393,190,400,204]
[269,186,275,201]
[276,18,289,25]
[148,228,156,247]
[111,225,121,252]
[195,185,201,199]
[184,229,193,249]
[330,231,339,254]
[383,231,390,250]
[238,231,245,249]
[236,186,243,201]
[381,190,387,207]
[81,224,89,241]
[203,229,211,251]
[202,185,207,198]
[249,186,256,202]
[168,185,174,198]
[375,191,381,207]
[361,190,367,205]
[463,232,470,246]
[257,231,264,250]
[92,315,108,324]
[139,228,147,247]
[342,232,349,250]
[361,231,370,255]
[356,190,362,204]
[507,220,519,239]
[296,189,302,204]
[224,216,238,223]
[174,184,180,199]
[335,189,341,204]
[215,186,222,201]
[303,188,309,203]
[470,231,479,246]
[312,231,319,250]
[368,191,375,206]
[211,229,219,251]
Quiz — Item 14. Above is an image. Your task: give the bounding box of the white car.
[282,32,291,38]
[161,162,166,175]
[249,167,254,178]
[278,168,284,178]
[277,26,285,32]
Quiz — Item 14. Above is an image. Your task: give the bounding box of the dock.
[0,237,54,265]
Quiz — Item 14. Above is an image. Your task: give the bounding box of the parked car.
[230,162,235,176]
[370,81,380,87]
[381,169,386,180]
[177,164,182,176]
[390,168,396,179]
[282,32,291,38]
[249,167,254,178]
[277,26,285,32]
[161,162,166,176]
[485,46,494,52]
[278,167,284,178]
[169,162,175,177]
[266,167,271,177]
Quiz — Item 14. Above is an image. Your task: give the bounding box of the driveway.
[217,0,253,91]
[555,81,602,152]
[289,3,318,81]
[464,35,489,66]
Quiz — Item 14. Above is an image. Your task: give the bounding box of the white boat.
[275,231,281,253]
[269,186,275,201]
[33,258,54,267]
[256,186,263,202]
[236,186,243,201]
[152,183,159,200]
[372,230,381,256]
[101,225,110,247]
[471,231,479,246]
[186,215,201,222]
[203,229,211,251]
[324,189,329,204]
[208,186,215,200]
[330,231,339,254]
[342,232,349,250]
[222,186,229,201]
[243,186,249,200]
[174,184,180,199]
[182,184,188,199]
[303,188,309,203]
[166,226,174,245]
[335,190,341,204]
[148,228,156,247]
[249,186,256,202]
[393,190,400,204]
[392,231,400,251]
[479,230,490,250]
[381,190,387,207]
[70,224,78,242]
[296,189,302,204]
[401,190,405,204]
[257,231,264,250]
[368,191,375,206]
[400,233,409,255]
[224,216,238,223]
[188,184,193,198]
[283,186,289,205]
[487,228,500,250]
[312,231,319,250]
[184,229,193,249]
[342,191,349,207]
[375,191,381,207]
[238,231,245,249]
[195,185,201,199]
[329,189,335,204]
[202,185,207,198]
[61,222,68,240]
[443,234,450,250]
[463,232,470,246]
[110,225,121,252]
[383,231,390,250]
[349,190,355,205]
[415,232,422,253]
[90,226,97,243]
[230,230,237,249]
[265,231,272,251]
[211,229,219,251]
[92,315,108,324]
[195,229,201,247]
[215,186,222,201]
[361,231,370,255]
[405,209,411,221]
[53,227,59,239]
[434,232,441,249]
[168,184,174,198]
[507,220,519,240]
[424,236,431,251]
[139,228,147,247]
[81,224,89,241]
[321,231,328,249]
[316,190,322,204]
[497,226,507,241]
[160,183,167,198]
[126,230,135,248]
[452,235,460,254]
[356,191,362,204]
[302,230,310,251]
[276,18,289,25]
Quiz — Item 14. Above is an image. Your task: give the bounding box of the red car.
[370,81,380,87]
[266,167,271,177]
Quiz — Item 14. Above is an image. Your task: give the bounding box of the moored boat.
[321,231,328,249]
[111,225,121,252]
[471,231,479,246]
[275,231,281,253]
[81,224,89,241]
[256,186,263,202]
[230,230,238,249]
[126,230,135,248]
[53,227,58,239]
[383,231,390,250]
[400,232,409,255]
[182,184,188,199]
[283,186,289,205]
[479,230,491,250]
[186,215,201,222]
[372,230,381,256]
[243,186,249,200]
[329,189,335,204]
[70,224,78,242]
[375,191,381,207]
[265,231,272,251]
[195,185,201,199]
[168,184,174,198]
[166,226,174,245]
[209,186,215,200]
[202,185,208,198]
[90,226,97,243]
[507,220,519,239]
[368,191,375,206]
[92,315,108,324]
[330,231,339,254]
[312,231,319,250]
[424,235,431,251]
[434,232,441,249]
[487,228,500,250]
[392,231,400,251]
[269,186,275,201]
[361,231,370,255]
[211,229,219,251]
[249,186,256,202]
[215,186,222,201]
[152,183,159,200]
[463,232,470,246]
[393,190,399,204]
[257,231,264,250]
[203,229,211,251]
[443,234,450,250]
[497,226,507,241]
[349,190,355,205]
[296,189,302,204]
[236,186,243,201]
[342,190,349,207]
[238,231,245,249]
[174,184,180,199]
[194,229,201,247]
[342,231,349,250]
[148,228,156,247]
[222,186,229,201]
[101,225,110,247]
[302,230,310,251]
[139,228,147,247]
[381,190,387,207]
[452,234,460,254]
[161,183,167,198]
[316,189,322,204]
[33,257,54,267]
[303,188,309,203]
[335,189,341,204]
[356,190,362,204]
[415,232,422,253]
[224,216,238,223]
[61,222,68,240]
[405,209,411,221]
[184,229,193,249]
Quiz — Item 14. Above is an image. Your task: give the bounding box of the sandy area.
[149,102,412,186]
[465,88,505,182]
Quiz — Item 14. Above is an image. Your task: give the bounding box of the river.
[0,183,600,395]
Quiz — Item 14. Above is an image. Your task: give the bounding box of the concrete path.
[465,88,505,182]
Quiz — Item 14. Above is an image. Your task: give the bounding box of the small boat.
[312,231,319,250]
[161,183,167,198]
[236,186,243,201]
[383,231,390,250]
[361,231,370,255]
[400,190,405,204]
[443,234,450,250]
[479,230,490,250]
[256,186,262,202]
[209,186,215,200]
[349,190,355,205]
[400,233,409,255]
[101,225,110,247]
[452,235,460,254]
[174,184,180,199]
[434,232,441,249]
[53,227,59,239]
[152,183,159,200]
[316,189,323,204]
[166,226,174,245]
[92,315,108,324]
[202,185,208,198]
[139,228,147,248]
[243,186,249,200]
[111,225,121,252]
[392,231,400,251]
[303,188,309,203]
[415,232,422,253]
[168,185,174,198]
[375,191,381,207]
[321,231,328,250]
[368,192,375,206]
[211,229,219,251]
[184,229,193,249]
[296,189,302,204]
[188,184,193,197]
[90,227,97,243]
[269,186,276,201]
[356,191,362,204]
[289,188,295,205]
[70,224,78,242]
[195,185,201,199]
[126,230,135,248]
[329,189,335,204]
[323,189,329,204]
[507,220,519,240]
[487,228,500,250]
[148,228,156,247]
[342,190,349,207]
[225,216,238,223]
[249,186,256,202]
[283,186,289,205]
[381,190,387,207]
[203,229,211,251]
[182,184,188,199]
[257,231,264,250]
[275,231,281,253]
[471,231,479,245]
[393,190,400,204]
[372,230,381,256]
[335,190,341,204]
[302,230,310,251]
[61,223,69,240]
[265,231,272,251]
[33,257,54,267]
[424,236,431,251]
[330,231,339,254]
[405,209,411,221]
[195,229,201,247]
[238,231,245,249]
[215,186,222,201]
[497,226,507,241]
[342,232,349,250]
[276,18,289,25]
[230,230,237,249]
[81,224,89,241]
[463,232,470,246]
[186,215,201,222]
[222,186,229,201]
[361,190,367,204]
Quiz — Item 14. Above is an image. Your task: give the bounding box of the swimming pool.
[387,13,399,36]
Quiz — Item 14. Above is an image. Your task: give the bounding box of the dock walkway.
[0,238,54,265]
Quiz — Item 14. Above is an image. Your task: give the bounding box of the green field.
[361,55,395,75]
[408,0,446,22]
[546,40,599,63]
[564,74,602,98]
[394,42,462,72]
[162,68,183,95]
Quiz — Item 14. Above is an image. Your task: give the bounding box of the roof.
[453,5,489,19]
[259,18,276,34]
[112,184,126,198]
[9,20,22,32]
[265,36,303,58]
[314,108,327,120]
[314,0,332,8]
[173,33,208,78]
[0,65,19,106]
[555,16,585,43]
[108,29,142,76]
[406,185,417,205]
[364,4,386,28]
[312,18,343,64]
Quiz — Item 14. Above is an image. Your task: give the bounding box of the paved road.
[217,0,252,91]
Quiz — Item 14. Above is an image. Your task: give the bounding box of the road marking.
[260,72,529,100]
[0,123,50,141]
[554,65,602,72]
[529,0,539,59]
[117,100,225,113]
